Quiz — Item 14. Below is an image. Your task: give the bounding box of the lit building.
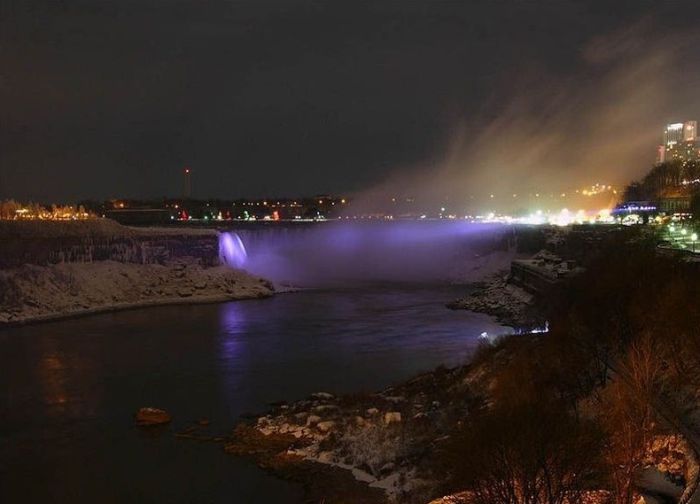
[673,140,700,163]
[656,144,666,164]
[664,122,684,147]
[684,120,697,142]
[662,121,700,165]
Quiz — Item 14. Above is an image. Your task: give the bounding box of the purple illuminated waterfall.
[218,231,248,268]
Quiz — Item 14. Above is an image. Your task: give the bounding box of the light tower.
[183,167,191,199]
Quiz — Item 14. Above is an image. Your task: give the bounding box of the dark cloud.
[0,0,698,201]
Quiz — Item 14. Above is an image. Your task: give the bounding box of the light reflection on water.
[219,301,246,359]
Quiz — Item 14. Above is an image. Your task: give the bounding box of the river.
[0,283,507,503]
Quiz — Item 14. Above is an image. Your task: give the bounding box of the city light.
[0,201,94,221]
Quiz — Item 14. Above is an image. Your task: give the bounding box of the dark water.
[0,285,506,503]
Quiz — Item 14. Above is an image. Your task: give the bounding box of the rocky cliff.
[0,220,220,267]
[0,220,273,326]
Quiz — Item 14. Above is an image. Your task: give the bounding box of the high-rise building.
[662,121,700,165]
[673,141,700,163]
[664,123,685,147]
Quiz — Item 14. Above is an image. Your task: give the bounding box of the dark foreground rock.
[135,407,172,426]
[219,365,486,504]
[224,424,386,504]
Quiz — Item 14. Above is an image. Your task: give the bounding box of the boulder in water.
[135,407,171,426]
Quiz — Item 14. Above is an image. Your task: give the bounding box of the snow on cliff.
[0,258,273,325]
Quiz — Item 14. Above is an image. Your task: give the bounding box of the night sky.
[1,1,698,201]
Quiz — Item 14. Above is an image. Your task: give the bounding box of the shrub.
[443,400,604,504]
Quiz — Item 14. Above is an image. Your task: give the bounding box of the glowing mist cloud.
[219,231,248,268]
[235,221,511,286]
[346,22,700,216]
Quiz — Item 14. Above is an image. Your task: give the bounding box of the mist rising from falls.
[345,23,700,217]
[226,222,513,287]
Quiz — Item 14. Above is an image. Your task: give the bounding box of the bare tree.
[445,401,603,504]
[600,335,663,504]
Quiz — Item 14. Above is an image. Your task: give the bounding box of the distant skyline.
[2,1,700,201]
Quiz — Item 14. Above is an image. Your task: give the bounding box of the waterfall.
[218,231,248,268]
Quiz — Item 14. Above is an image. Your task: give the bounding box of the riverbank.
[2,282,507,504]
[446,248,584,327]
[0,258,274,326]
[222,364,480,503]
[446,272,535,327]
[444,228,570,327]
[220,334,699,504]
[0,219,274,327]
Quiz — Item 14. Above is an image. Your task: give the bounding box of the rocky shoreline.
[211,340,698,504]
[446,248,581,328]
[219,364,487,504]
[446,273,535,327]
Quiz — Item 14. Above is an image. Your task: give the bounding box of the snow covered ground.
[0,258,273,326]
[0,219,275,325]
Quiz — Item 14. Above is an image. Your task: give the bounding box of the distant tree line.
[624,159,700,202]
